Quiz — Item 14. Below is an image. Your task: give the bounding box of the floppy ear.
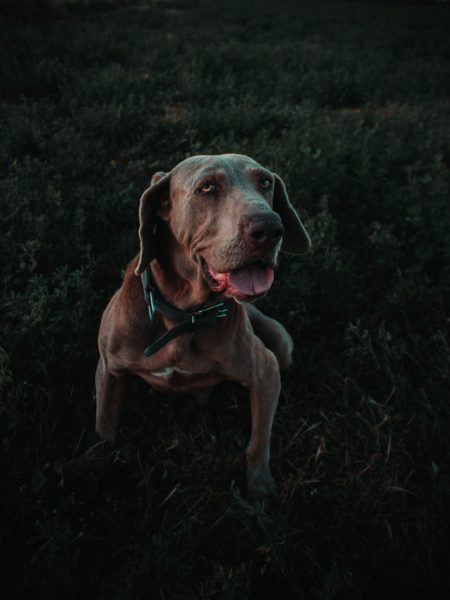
[134,171,171,276]
[272,173,311,254]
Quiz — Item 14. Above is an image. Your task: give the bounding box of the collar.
[140,266,229,357]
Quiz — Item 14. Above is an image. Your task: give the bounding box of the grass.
[1,0,450,598]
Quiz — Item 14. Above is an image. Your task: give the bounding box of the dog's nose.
[242,214,284,250]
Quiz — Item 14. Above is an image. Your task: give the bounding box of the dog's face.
[136,154,311,301]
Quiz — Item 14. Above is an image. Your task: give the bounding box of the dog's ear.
[135,171,171,276]
[272,173,311,254]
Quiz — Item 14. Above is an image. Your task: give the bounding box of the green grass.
[1,0,450,598]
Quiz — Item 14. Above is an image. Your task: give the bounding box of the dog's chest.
[140,338,222,390]
[142,365,223,392]
[150,365,194,378]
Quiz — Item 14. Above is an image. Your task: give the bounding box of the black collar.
[140,267,229,357]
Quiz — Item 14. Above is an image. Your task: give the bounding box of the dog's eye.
[200,182,216,194]
[260,178,272,189]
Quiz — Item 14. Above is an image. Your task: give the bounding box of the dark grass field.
[1,0,450,598]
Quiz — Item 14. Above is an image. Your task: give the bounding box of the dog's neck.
[150,224,214,311]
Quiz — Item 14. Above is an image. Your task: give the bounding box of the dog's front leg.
[244,341,281,501]
[95,357,128,445]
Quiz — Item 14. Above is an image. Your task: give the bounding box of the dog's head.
[135,153,311,301]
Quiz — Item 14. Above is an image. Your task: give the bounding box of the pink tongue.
[228,264,274,296]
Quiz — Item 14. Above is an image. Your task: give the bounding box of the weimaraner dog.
[96,153,311,500]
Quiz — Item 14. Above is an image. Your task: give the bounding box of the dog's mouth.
[202,259,275,301]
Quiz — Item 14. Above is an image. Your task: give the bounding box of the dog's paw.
[247,468,279,503]
[64,440,115,478]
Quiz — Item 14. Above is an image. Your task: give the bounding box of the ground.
[1,1,450,598]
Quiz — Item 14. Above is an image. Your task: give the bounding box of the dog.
[95,153,311,500]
